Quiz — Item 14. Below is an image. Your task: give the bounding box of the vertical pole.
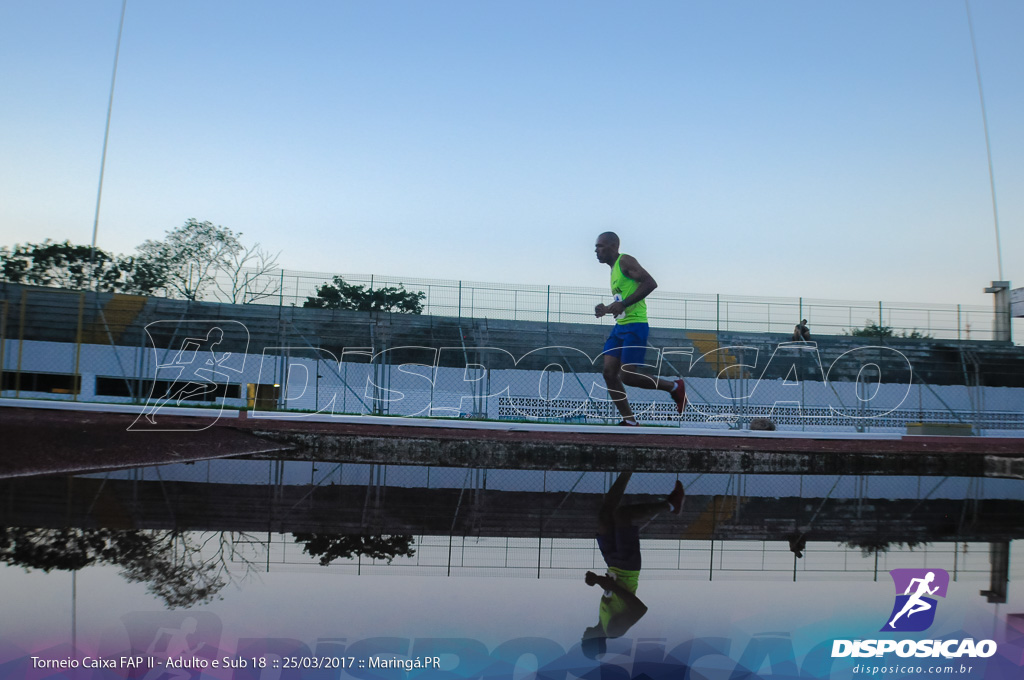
[958,305,962,341]
[878,301,883,329]
[72,570,77,657]
[799,297,803,324]
[135,327,145,405]
[16,290,27,397]
[458,281,462,320]
[0,301,7,397]
[965,0,1004,280]
[546,285,550,327]
[538,470,546,579]
[89,0,128,289]
[716,294,720,334]
[278,270,284,307]
[73,293,84,401]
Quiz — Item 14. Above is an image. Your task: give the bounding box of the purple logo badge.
[881,568,950,632]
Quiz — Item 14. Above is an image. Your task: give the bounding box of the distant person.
[793,319,811,341]
[581,471,686,658]
[788,533,807,559]
[593,232,687,425]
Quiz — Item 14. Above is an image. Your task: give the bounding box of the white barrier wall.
[4,339,1023,433]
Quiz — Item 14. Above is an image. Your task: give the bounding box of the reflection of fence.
[62,462,1018,586]
[234,269,1001,340]
[497,397,1024,431]
[234,534,994,582]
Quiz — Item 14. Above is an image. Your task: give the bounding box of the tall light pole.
[88,0,129,288]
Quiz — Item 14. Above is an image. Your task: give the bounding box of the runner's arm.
[606,255,658,318]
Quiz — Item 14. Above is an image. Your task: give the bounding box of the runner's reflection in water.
[582,472,685,658]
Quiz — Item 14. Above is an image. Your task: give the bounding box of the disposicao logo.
[882,568,949,633]
[831,567,998,660]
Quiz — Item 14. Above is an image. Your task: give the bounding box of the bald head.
[594,232,620,266]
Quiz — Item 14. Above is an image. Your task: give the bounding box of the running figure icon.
[142,327,231,424]
[888,571,939,628]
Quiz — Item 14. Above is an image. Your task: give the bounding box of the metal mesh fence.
[243,268,1001,340]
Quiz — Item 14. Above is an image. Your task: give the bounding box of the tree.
[135,219,242,301]
[303,276,425,313]
[0,526,228,608]
[212,241,281,304]
[844,539,929,557]
[0,240,163,295]
[845,321,932,339]
[292,533,416,566]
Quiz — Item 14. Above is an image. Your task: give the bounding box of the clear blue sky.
[1,1,1021,307]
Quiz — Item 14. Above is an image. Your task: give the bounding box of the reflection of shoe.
[668,480,685,514]
[618,420,639,426]
[670,379,688,413]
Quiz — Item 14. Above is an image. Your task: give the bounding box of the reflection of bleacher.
[497,395,1024,431]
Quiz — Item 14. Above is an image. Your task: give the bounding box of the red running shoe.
[668,480,685,514]
[670,378,688,413]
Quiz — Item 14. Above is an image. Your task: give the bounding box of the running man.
[888,571,939,628]
[143,328,231,424]
[581,472,685,658]
[594,232,686,425]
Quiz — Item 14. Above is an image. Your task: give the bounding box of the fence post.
[16,290,27,397]
[546,285,550,327]
[458,281,462,320]
[73,293,84,401]
[0,301,6,399]
[957,304,962,341]
[278,270,284,307]
[878,301,883,329]
[716,294,720,334]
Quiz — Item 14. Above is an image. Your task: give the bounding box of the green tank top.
[610,255,648,325]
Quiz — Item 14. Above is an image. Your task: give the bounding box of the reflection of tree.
[0,527,258,608]
[845,539,930,556]
[293,533,415,566]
